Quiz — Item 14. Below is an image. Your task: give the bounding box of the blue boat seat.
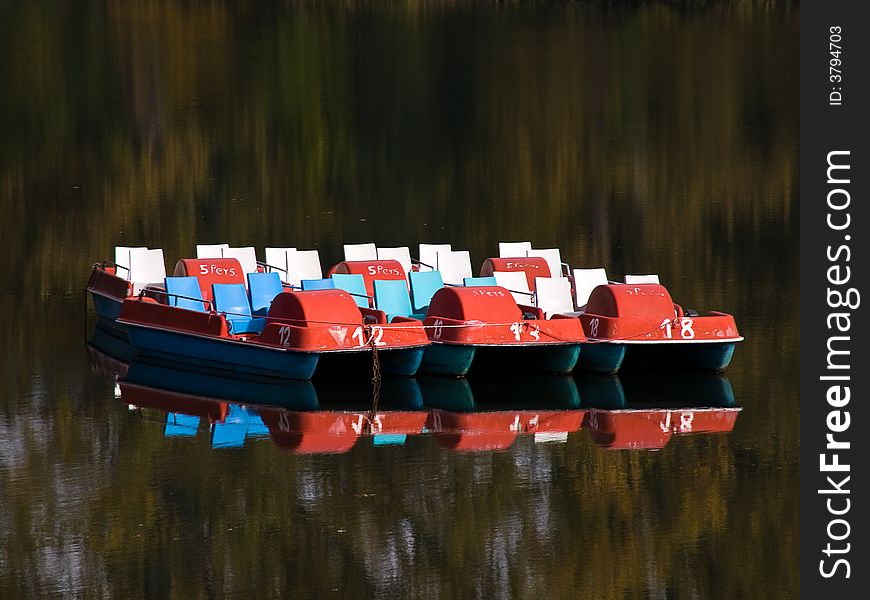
[213,283,265,334]
[408,270,444,315]
[374,279,424,321]
[463,276,497,287]
[248,272,284,316]
[331,273,370,308]
[301,278,336,291]
[165,276,207,312]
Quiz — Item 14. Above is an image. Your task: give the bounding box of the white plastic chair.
[534,277,575,318]
[343,243,377,262]
[222,247,258,276]
[624,274,660,284]
[128,248,167,295]
[493,271,533,305]
[498,241,532,258]
[572,268,609,310]
[376,246,413,279]
[196,243,230,259]
[114,246,147,280]
[419,243,451,272]
[286,250,323,288]
[436,250,473,285]
[527,248,564,278]
[264,247,297,281]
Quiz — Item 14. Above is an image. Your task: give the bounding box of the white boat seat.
[286,250,323,288]
[264,247,297,281]
[343,243,377,262]
[436,250,473,285]
[534,277,575,318]
[493,271,533,305]
[418,243,452,272]
[114,246,147,279]
[128,248,167,295]
[196,243,230,259]
[527,248,564,278]
[222,246,259,277]
[376,246,413,279]
[624,274,660,284]
[572,268,609,310]
[498,241,533,258]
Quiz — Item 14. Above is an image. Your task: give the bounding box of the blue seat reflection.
[165,413,200,437]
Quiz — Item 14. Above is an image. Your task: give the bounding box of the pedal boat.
[117,288,430,380]
[578,283,743,372]
[418,285,586,376]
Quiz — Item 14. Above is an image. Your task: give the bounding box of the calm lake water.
[1,2,798,598]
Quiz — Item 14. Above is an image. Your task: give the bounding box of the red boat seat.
[480,257,550,290]
[174,258,245,303]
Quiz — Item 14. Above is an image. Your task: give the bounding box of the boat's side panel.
[473,344,581,375]
[622,342,737,372]
[420,344,477,377]
[127,324,320,379]
[576,342,626,374]
[315,346,426,378]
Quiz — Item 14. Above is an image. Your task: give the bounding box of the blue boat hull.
[420,342,581,377]
[419,344,477,376]
[576,342,626,374]
[622,342,737,372]
[126,324,321,380]
[90,293,129,339]
[317,346,426,378]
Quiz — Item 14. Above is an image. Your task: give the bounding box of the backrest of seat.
[527,248,564,278]
[480,257,551,289]
[463,276,497,287]
[498,241,532,258]
[196,244,229,259]
[344,243,377,262]
[534,277,574,317]
[374,279,413,318]
[419,243,452,272]
[222,246,258,276]
[247,272,284,315]
[165,276,206,312]
[331,274,369,308]
[329,260,406,298]
[213,283,253,318]
[114,246,147,279]
[301,278,336,291]
[264,247,296,281]
[493,271,533,304]
[409,270,444,313]
[286,250,323,288]
[129,249,167,295]
[624,274,660,284]
[174,258,245,303]
[377,246,413,278]
[573,268,608,309]
[436,250,472,285]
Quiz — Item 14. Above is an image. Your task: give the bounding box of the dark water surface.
[1,2,797,598]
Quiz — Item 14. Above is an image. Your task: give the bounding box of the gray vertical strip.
[801,0,868,595]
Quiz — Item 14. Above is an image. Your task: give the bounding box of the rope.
[366,325,382,412]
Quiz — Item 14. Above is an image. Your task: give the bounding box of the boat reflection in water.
[578,372,740,450]
[88,338,741,454]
